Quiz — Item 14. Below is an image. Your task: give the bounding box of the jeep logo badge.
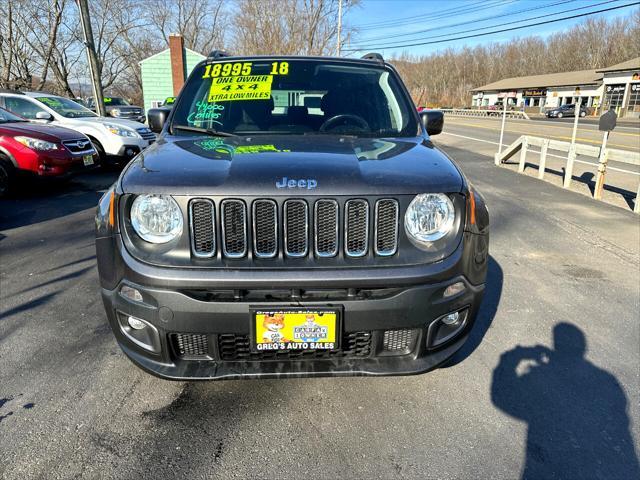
[276,177,317,190]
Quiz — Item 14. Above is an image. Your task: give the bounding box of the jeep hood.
[120,135,463,196]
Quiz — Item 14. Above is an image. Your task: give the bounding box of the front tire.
[557,112,563,118]
[0,158,14,198]
[580,111,586,117]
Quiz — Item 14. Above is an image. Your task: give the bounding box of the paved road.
[442,115,640,212]
[1,156,638,479]
[444,115,640,152]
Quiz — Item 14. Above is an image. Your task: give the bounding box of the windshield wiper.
[172,124,236,137]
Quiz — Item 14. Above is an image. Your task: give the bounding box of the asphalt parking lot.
[1,142,639,479]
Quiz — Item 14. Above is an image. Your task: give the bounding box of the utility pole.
[336,0,343,56]
[77,0,105,116]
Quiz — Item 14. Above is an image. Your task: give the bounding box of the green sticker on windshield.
[39,97,63,107]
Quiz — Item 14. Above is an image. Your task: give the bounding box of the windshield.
[0,107,28,123]
[38,97,98,118]
[171,59,418,137]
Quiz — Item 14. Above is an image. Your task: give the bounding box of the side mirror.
[35,111,53,121]
[148,107,171,133]
[420,110,444,136]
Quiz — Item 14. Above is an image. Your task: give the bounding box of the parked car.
[86,96,146,124]
[546,104,587,118]
[0,91,155,164]
[96,53,489,381]
[0,107,98,197]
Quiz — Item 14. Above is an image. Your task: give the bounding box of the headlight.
[104,122,138,137]
[130,194,183,243]
[15,136,59,151]
[111,108,121,116]
[404,193,455,245]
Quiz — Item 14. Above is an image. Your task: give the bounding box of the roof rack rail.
[361,53,384,63]
[207,50,232,59]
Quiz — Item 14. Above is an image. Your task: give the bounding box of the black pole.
[77,0,106,116]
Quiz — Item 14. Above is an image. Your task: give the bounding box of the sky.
[342,0,639,57]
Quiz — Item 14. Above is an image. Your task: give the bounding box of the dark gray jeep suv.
[95,53,489,380]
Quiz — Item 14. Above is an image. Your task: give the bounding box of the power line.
[354,0,513,31]
[352,0,491,29]
[351,0,619,47]
[343,1,639,51]
[354,0,579,44]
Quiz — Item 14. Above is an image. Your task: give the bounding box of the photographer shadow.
[491,323,639,479]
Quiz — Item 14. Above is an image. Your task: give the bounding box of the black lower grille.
[382,329,418,354]
[170,333,210,358]
[218,331,372,361]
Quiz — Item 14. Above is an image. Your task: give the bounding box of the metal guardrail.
[494,135,640,213]
[439,108,530,120]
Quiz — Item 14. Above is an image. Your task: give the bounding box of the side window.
[4,97,46,120]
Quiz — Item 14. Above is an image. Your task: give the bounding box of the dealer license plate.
[83,155,94,166]
[252,308,339,352]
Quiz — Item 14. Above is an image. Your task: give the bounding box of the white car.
[0,91,155,162]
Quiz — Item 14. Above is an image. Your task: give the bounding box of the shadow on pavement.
[443,255,502,367]
[491,323,640,479]
[0,171,118,231]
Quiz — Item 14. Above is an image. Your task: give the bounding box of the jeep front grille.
[315,199,339,257]
[345,199,369,257]
[253,200,278,258]
[189,199,215,257]
[189,198,399,260]
[375,199,399,256]
[221,199,247,257]
[284,199,308,257]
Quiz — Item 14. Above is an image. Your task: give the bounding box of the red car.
[0,107,98,196]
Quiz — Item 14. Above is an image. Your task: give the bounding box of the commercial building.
[470,57,639,117]
[139,34,205,113]
[597,57,640,118]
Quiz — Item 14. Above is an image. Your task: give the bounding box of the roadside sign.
[599,110,617,132]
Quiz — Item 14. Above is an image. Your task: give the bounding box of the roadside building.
[470,57,640,118]
[471,69,603,114]
[139,34,205,113]
[597,57,640,118]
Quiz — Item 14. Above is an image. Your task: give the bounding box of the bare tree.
[146,0,228,54]
[231,0,358,56]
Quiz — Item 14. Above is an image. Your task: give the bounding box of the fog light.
[441,311,461,325]
[120,285,143,302]
[443,282,465,298]
[427,308,470,348]
[128,316,147,330]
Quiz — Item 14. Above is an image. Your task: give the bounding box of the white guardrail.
[438,108,530,120]
[495,135,640,213]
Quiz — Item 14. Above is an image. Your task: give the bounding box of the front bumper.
[97,232,488,380]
